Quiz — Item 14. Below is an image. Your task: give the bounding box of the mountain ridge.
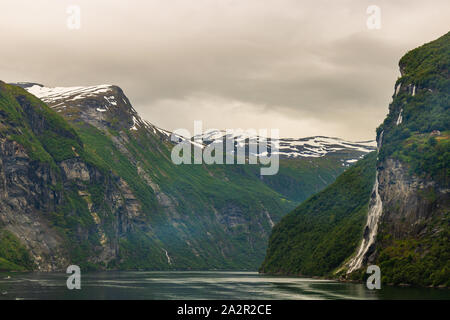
[16,83,376,161]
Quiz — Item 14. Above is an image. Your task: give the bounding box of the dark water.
[0,271,448,300]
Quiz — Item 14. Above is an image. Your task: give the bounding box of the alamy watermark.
[366,5,381,30]
[67,5,81,30]
[170,121,280,176]
[366,265,381,290]
[66,265,81,290]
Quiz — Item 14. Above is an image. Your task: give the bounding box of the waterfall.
[347,175,383,273]
[265,211,275,228]
[163,249,172,265]
[346,131,384,273]
[396,109,403,125]
[394,83,401,96]
[378,130,383,150]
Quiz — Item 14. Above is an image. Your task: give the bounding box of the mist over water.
[0,272,448,300]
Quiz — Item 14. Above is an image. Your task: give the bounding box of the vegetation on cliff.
[373,31,450,287]
[378,31,449,186]
[0,230,34,271]
[261,31,449,287]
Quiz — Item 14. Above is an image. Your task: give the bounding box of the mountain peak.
[20,83,142,132]
[25,84,116,104]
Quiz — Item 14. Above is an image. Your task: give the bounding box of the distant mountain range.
[195,128,375,161]
[18,82,377,162]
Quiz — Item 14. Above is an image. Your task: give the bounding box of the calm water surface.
[0,271,448,300]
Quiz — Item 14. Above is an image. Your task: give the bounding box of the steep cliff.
[261,31,449,287]
[0,82,145,271]
[364,31,449,286]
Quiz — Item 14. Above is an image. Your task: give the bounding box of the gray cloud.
[1,0,449,140]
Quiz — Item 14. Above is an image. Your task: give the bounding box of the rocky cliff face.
[377,158,448,240]
[349,31,449,286]
[0,83,148,270]
[0,138,68,271]
[0,140,146,271]
[261,31,449,287]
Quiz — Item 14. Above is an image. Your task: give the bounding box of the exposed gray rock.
[377,158,448,239]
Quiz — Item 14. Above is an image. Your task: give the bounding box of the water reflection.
[0,271,448,300]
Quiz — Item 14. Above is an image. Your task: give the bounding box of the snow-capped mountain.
[16,82,172,138]
[18,83,375,165]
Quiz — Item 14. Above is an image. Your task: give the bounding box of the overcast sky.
[1,0,449,140]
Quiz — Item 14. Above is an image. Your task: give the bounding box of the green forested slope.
[260,152,376,276]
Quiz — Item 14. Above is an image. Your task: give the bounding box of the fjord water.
[0,271,448,300]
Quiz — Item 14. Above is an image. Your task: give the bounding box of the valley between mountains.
[0,31,448,289]
[0,80,373,272]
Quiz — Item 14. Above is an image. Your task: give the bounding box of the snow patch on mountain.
[20,83,376,159]
[26,84,113,103]
[194,129,376,159]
